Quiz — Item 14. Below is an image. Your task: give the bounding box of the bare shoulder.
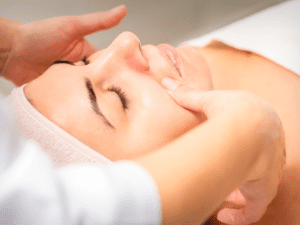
[196,40,300,225]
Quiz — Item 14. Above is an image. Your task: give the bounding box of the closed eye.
[50,56,129,110]
[51,55,90,66]
[108,86,129,110]
[82,56,90,65]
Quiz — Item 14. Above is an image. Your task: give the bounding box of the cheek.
[178,47,213,91]
[125,87,204,155]
[153,100,203,139]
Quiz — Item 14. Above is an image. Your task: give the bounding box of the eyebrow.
[84,77,114,129]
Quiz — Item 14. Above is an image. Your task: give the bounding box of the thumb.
[72,5,127,37]
[161,77,213,113]
[217,208,248,225]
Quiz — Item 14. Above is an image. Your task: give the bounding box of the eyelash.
[108,86,129,110]
[51,56,129,110]
[51,56,90,66]
[82,56,90,65]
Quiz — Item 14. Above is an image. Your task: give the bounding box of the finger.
[218,203,268,225]
[59,38,98,63]
[217,208,248,225]
[224,188,247,208]
[71,5,127,36]
[82,38,98,58]
[213,189,247,222]
[161,77,213,113]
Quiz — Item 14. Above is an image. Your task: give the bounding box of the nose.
[106,31,148,70]
[111,31,141,51]
[89,31,150,84]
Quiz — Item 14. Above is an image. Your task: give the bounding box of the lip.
[156,44,181,77]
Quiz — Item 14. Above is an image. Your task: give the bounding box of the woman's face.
[24,32,213,160]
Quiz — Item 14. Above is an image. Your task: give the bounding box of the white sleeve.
[0,95,162,225]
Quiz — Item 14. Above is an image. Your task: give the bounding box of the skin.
[0,7,288,224]
[197,41,300,225]
[24,31,212,160]
[23,32,300,225]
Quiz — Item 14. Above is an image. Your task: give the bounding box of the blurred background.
[0,0,286,96]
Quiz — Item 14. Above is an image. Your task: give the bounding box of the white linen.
[179,0,300,76]
[0,93,161,225]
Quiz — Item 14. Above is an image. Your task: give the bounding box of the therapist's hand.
[161,77,286,225]
[2,5,126,87]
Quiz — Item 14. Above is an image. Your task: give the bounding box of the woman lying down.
[6,1,300,224]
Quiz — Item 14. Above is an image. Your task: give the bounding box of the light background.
[0,0,286,96]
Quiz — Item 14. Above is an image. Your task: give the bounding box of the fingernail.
[111,5,125,12]
[161,77,180,90]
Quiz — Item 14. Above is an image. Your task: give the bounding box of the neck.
[195,40,255,90]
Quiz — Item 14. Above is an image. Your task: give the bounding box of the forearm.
[134,108,264,225]
[0,18,20,78]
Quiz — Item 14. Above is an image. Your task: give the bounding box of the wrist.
[0,18,21,79]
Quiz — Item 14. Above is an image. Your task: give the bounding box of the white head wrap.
[5,84,112,168]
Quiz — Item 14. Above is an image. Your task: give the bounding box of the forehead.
[26,65,86,110]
